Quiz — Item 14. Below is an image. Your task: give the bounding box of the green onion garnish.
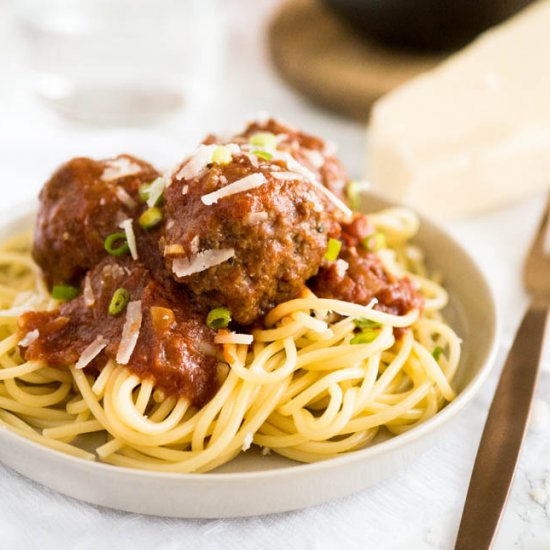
[104,232,130,257]
[432,346,444,361]
[345,181,362,211]
[51,284,79,301]
[212,145,233,165]
[350,330,377,345]
[109,288,130,316]
[363,232,386,252]
[139,207,163,230]
[353,318,382,329]
[324,238,342,261]
[253,149,273,161]
[249,132,277,149]
[206,307,232,329]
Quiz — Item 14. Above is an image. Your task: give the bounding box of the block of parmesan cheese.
[366,0,550,220]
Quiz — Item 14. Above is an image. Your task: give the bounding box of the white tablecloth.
[1,1,549,548]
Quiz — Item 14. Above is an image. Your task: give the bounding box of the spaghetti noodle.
[0,208,460,473]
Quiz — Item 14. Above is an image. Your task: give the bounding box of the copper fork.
[455,195,550,549]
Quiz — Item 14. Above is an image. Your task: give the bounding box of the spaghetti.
[0,208,460,473]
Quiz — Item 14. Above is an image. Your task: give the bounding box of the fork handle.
[455,301,549,550]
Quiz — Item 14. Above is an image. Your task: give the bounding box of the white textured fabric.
[0,1,549,548]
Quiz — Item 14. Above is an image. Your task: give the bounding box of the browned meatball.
[310,214,424,316]
[20,257,219,407]
[205,117,350,205]
[32,155,159,286]
[163,146,340,325]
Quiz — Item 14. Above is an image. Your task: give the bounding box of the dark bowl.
[321,0,534,52]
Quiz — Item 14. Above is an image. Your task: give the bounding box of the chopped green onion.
[206,307,232,329]
[353,318,382,329]
[51,284,79,301]
[324,238,342,261]
[212,145,233,165]
[109,288,130,316]
[350,330,377,345]
[363,232,386,252]
[104,232,130,257]
[249,132,277,149]
[253,149,273,161]
[139,207,163,230]
[432,346,444,361]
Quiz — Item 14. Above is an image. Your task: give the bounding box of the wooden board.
[268,0,445,121]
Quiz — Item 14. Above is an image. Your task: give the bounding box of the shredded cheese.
[116,301,142,365]
[242,432,254,452]
[201,173,267,205]
[114,186,137,209]
[101,157,142,182]
[214,330,253,345]
[172,248,235,277]
[146,176,168,208]
[335,259,349,278]
[83,274,95,306]
[118,218,138,260]
[19,329,39,347]
[76,336,107,370]
[175,144,217,181]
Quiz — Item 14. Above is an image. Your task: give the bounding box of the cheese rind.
[366,0,550,220]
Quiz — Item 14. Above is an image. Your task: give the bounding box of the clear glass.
[15,0,224,124]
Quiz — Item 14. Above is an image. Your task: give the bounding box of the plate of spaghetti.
[0,118,498,517]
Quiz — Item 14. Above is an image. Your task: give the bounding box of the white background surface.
[1,1,549,548]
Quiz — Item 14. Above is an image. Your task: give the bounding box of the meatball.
[163,145,339,325]
[204,117,350,205]
[310,214,423,316]
[33,155,159,286]
[20,257,219,407]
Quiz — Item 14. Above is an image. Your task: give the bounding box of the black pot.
[321,0,534,52]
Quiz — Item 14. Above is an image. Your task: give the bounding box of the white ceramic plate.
[0,193,499,518]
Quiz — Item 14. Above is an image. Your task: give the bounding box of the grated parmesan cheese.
[116,301,142,365]
[118,218,138,260]
[83,274,95,307]
[76,335,107,370]
[101,157,142,182]
[214,331,253,345]
[201,173,267,205]
[335,259,349,278]
[175,144,217,181]
[19,329,39,347]
[114,186,137,209]
[146,176,168,208]
[172,248,235,277]
[242,432,254,452]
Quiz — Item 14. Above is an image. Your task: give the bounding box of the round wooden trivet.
[268,0,445,121]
